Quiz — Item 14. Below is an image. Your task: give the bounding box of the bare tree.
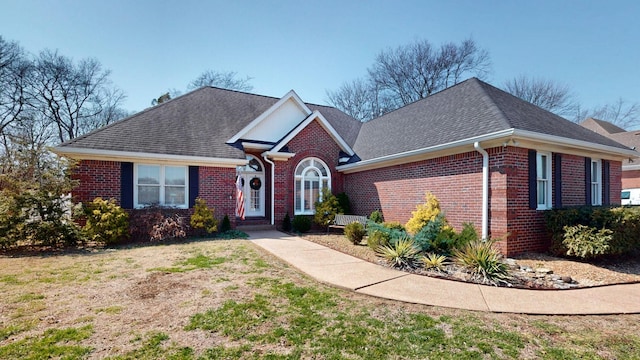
[327,38,491,121]
[326,78,396,122]
[188,70,253,92]
[504,75,579,118]
[368,38,491,106]
[0,36,32,137]
[31,50,126,143]
[577,98,640,130]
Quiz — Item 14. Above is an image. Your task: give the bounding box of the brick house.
[580,118,640,189]
[53,78,637,256]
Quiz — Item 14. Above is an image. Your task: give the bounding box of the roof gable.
[272,110,354,155]
[227,90,312,144]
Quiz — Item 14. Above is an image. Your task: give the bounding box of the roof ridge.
[471,79,517,129]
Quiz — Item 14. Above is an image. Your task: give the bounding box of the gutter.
[473,142,489,241]
[262,153,276,226]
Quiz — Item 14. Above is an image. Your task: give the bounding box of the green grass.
[148,253,226,273]
[95,306,124,314]
[0,325,93,359]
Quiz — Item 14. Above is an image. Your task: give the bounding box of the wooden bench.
[328,214,368,232]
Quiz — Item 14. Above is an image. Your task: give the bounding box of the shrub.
[452,222,479,249]
[344,222,366,245]
[422,252,449,271]
[367,230,390,250]
[375,236,420,269]
[292,215,312,233]
[150,214,187,241]
[314,188,342,227]
[282,212,292,232]
[220,215,231,233]
[453,240,510,286]
[369,210,384,223]
[546,206,640,257]
[83,197,129,245]
[216,230,249,239]
[190,198,218,235]
[405,192,446,234]
[562,224,613,259]
[366,221,408,244]
[413,213,446,253]
[336,192,351,214]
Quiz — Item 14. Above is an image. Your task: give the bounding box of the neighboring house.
[580,118,640,189]
[53,78,637,256]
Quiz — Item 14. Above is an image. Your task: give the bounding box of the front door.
[237,156,265,217]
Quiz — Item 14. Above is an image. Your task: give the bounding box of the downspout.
[262,154,275,226]
[473,142,489,241]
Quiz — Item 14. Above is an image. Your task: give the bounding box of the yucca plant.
[422,252,449,271]
[375,236,420,269]
[452,240,510,286]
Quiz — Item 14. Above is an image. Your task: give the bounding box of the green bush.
[375,236,420,269]
[546,206,640,257]
[336,192,351,215]
[413,213,446,253]
[344,222,366,245]
[405,192,446,234]
[453,240,510,286]
[83,197,129,245]
[369,210,384,223]
[220,215,231,233]
[292,215,312,233]
[314,188,342,227]
[190,198,218,235]
[562,224,613,259]
[367,230,390,250]
[282,212,292,232]
[366,221,408,245]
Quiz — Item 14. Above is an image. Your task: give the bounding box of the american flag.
[236,175,245,220]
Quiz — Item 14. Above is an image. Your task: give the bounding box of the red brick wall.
[344,150,484,233]
[272,119,346,227]
[198,166,237,227]
[72,160,121,204]
[610,161,623,204]
[343,146,624,256]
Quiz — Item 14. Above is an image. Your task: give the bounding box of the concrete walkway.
[248,230,640,315]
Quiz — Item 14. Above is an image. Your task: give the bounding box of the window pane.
[138,165,160,185]
[592,162,598,180]
[138,185,159,205]
[304,168,319,180]
[318,162,327,176]
[165,186,185,206]
[248,158,262,172]
[296,159,311,175]
[295,179,302,211]
[537,180,547,206]
[165,166,185,186]
[537,155,547,179]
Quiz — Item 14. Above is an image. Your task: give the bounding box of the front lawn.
[1,238,639,359]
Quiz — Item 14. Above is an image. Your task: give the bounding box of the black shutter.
[188,166,199,208]
[120,162,134,209]
[603,160,610,205]
[554,153,562,208]
[528,149,537,210]
[585,157,592,206]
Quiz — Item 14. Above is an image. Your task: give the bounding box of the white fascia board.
[227,90,312,144]
[241,142,273,150]
[337,129,515,173]
[51,147,248,168]
[338,128,640,174]
[262,151,296,161]
[271,110,355,156]
[623,164,640,171]
[511,129,639,159]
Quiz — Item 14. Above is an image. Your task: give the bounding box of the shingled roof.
[57,87,363,160]
[352,78,631,161]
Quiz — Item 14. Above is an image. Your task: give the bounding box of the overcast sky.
[2,0,639,116]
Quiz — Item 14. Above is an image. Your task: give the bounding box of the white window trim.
[591,159,602,206]
[294,157,331,215]
[536,151,552,210]
[134,164,189,209]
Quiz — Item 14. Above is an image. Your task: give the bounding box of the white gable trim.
[271,110,355,156]
[227,90,312,144]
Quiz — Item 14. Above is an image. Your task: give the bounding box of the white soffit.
[227,90,312,144]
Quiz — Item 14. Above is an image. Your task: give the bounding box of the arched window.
[294,157,331,215]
